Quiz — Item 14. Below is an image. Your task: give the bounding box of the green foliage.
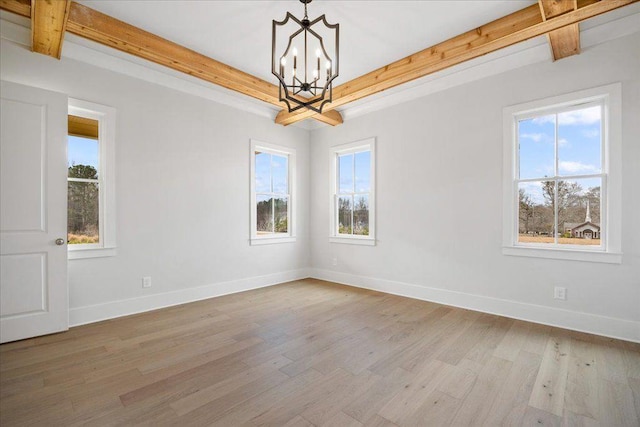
[256,197,288,233]
[67,164,99,244]
[275,217,288,233]
[69,164,98,179]
[338,225,352,234]
[338,195,369,235]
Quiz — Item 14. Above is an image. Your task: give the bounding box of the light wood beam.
[64,2,342,126]
[66,3,279,105]
[68,114,98,139]
[0,0,29,17]
[0,0,343,126]
[539,0,580,61]
[31,0,70,59]
[307,109,343,126]
[276,0,637,126]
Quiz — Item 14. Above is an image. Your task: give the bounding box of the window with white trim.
[330,138,375,245]
[250,140,296,245]
[67,99,116,260]
[502,84,621,263]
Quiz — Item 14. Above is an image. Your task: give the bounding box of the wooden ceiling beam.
[309,109,344,126]
[31,0,70,59]
[0,0,343,126]
[65,2,342,126]
[539,0,580,61]
[0,0,29,17]
[276,0,637,126]
[68,114,98,139]
[1,0,634,128]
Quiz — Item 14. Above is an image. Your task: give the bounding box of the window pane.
[518,115,555,179]
[256,195,273,234]
[558,105,602,176]
[354,151,371,193]
[338,196,352,235]
[68,136,99,179]
[272,154,288,194]
[558,177,601,246]
[338,153,354,194]
[517,181,553,244]
[354,195,369,235]
[274,197,288,234]
[68,181,99,244]
[255,152,271,193]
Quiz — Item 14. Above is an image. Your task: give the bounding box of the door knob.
[55,238,66,246]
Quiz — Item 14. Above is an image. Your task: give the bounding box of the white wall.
[2,25,638,341]
[309,32,640,341]
[1,38,311,324]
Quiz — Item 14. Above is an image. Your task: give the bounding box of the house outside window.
[250,140,296,245]
[502,84,621,263]
[330,138,376,246]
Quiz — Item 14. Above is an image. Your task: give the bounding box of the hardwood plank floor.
[1,279,639,426]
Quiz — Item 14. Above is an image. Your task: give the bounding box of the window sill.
[330,236,376,246]
[250,237,296,246]
[68,247,117,260]
[502,246,622,264]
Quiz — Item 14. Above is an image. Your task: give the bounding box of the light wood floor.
[1,279,639,426]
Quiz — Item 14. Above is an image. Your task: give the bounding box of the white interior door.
[1,80,69,343]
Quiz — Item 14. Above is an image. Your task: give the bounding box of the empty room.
[1,0,639,425]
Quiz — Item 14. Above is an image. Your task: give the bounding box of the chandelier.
[272,0,339,113]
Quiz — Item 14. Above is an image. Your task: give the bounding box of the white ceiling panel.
[78,1,537,84]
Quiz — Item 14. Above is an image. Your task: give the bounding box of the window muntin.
[330,139,375,244]
[250,140,295,244]
[515,102,604,249]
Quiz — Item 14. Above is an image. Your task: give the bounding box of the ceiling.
[78,0,537,85]
[1,1,638,126]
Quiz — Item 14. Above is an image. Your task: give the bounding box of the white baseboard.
[69,269,311,327]
[70,267,639,343]
[309,268,640,343]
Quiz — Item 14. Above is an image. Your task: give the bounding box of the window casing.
[330,138,376,245]
[250,140,296,245]
[502,84,621,263]
[67,99,116,260]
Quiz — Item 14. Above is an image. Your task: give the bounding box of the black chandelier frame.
[272,0,339,114]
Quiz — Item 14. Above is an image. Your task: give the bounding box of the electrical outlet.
[332,256,338,266]
[142,276,152,288]
[554,286,566,300]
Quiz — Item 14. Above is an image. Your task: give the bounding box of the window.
[502,84,621,263]
[250,140,296,245]
[330,138,375,245]
[67,99,116,259]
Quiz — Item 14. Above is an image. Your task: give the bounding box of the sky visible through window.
[255,152,288,194]
[518,105,601,204]
[339,151,370,194]
[68,136,99,169]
